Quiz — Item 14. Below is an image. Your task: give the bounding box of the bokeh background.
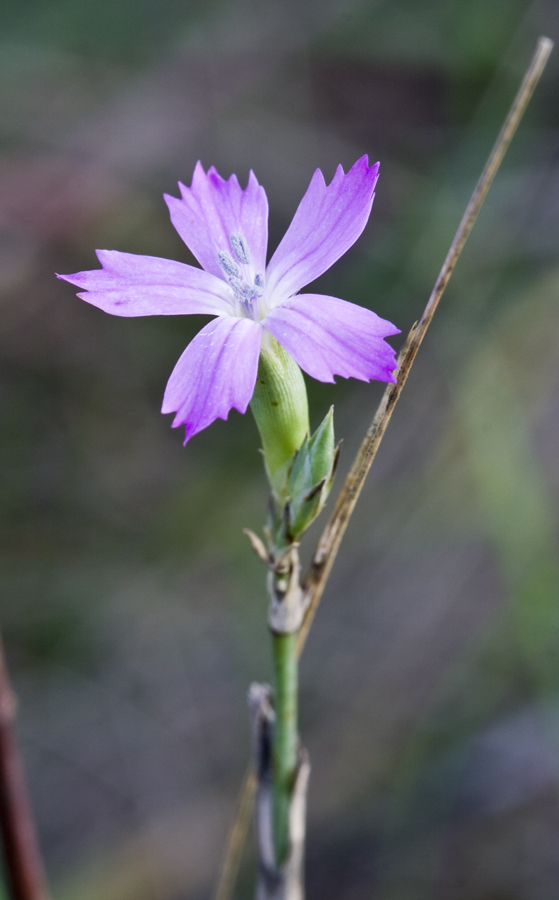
[1,1,559,898]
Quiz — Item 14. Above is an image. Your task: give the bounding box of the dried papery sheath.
[58,157,399,447]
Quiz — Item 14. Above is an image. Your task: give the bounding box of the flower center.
[217,232,264,320]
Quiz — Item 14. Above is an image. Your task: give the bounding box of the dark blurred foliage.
[1,1,559,898]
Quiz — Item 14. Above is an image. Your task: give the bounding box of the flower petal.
[57,249,232,317]
[265,156,380,303]
[262,294,399,384]
[164,163,269,280]
[162,316,263,442]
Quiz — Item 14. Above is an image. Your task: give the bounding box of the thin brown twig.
[214,765,257,900]
[213,35,554,900]
[0,634,50,900]
[298,34,554,651]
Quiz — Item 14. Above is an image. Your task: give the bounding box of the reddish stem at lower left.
[0,634,50,900]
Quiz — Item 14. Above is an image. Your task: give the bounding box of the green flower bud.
[286,407,339,539]
[308,406,335,485]
[266,407,340,550]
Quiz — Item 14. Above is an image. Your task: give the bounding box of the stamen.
[218,244,261,320]
[230,277,257,303]
[228,277,258,319]
[230,232,251,265]
[218,251,240,279]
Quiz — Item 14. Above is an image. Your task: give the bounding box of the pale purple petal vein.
[57,250,232,316]
[262,294,400,383]
[162,316,263,441]
[165,163,268,279]
[265,156,380,303]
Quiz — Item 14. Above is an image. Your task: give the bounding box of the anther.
[230,277,257,303]
[230,233,251,266]
[218,251,240,279]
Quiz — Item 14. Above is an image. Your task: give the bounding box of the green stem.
[272,631,298,866]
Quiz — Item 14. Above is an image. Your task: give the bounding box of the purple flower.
[58,156,399,443]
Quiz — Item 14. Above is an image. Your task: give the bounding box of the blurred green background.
[1,1,559,898]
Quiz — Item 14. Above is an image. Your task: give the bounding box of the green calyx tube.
[250,337,310,496]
